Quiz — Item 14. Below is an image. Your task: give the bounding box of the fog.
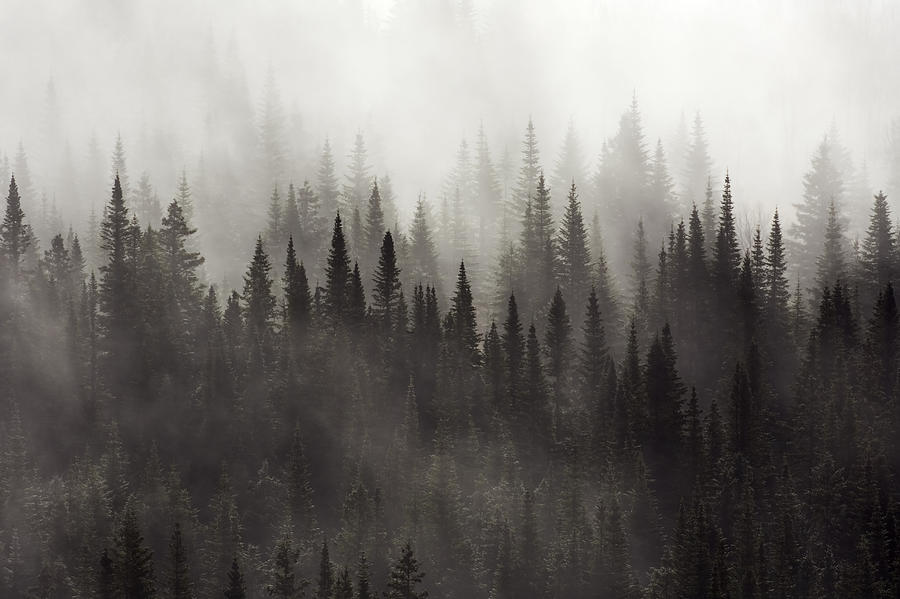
[3,1,898,234]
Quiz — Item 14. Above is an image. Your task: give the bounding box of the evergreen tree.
[266,187,284,250]
[268,535,307,598]
[364,179,385,272]
[792,136,845,280]
[631,218,652,328]
[343,132,370,212]
[682,112,713,211]
[355,553,371,599]
[713,172,741,291]
[552,119,588,206]
[408,196,440,289]
[1,175,31,277]
[545,286,572,429]
[242,236,276,343]
[372,231,402,332]
[112,501,155,599]
[317,137,341,218]
[325,214,352,323]
[502,293,526,413]
[557,182,591,311]
[512,117,541,221]
[765,209,790,335]
[815,199,846,292]
[168,522,193,599]
[649,138,677,216]
[316,539,334,599]
[283,237,312,344]
[223,559,246,599]
[386,542,427,599]
[859,192,896,303]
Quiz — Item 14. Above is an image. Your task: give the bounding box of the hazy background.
[1,0,899,273]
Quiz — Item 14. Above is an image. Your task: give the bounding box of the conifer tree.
[545,287,572,427]
[325,213,352,323]
[700,178,716,256]
[343,132,371,212]
[1,175,31,278]
[713,173,741,290]
[502,293,526,412]
[266,187,283,250]
[286,425,315,536]
[168,522,192,599]
[242,236,276,343]
[99,548,115,599]
[448,261,480,366]
[649,138,677,216]
[552,119,587,205]
[356,553,371,599]
[765,209,790,334]
[630,218,652,327]
[682,112,713,211]
[160,198,204,340]
[792,136,845,280]
[408,196,440,290]
[860,191,896,302]
[283,236,312,343]
[372,231,402,333]
[581,286,607,417]
[386,542,427,599]
[512,117,540,221]
[316,539,334,599]
[317,137,341,218]
[112,501,155,599]
[815,200,846,292]
[557,182,591,310]
[364,179,385,270]
[223,558,246,599]
[268,535,307,599]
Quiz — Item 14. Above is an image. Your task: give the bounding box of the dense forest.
[3,91,900,599]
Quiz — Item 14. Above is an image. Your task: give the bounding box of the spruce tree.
[682,112,713,210]
[713,172,741,290]
[792,135,845,280]
[1,175,31,277]
[630,218,652,327]
[557,182,591,310]
[317,137,341,218]
[168,522,192,599]
[268,535,307,598]
[503,293,526,412]
[765,209,790,334]
[316,539,334,599]
[112,501,155,599]
[512,117,540,220]
[372,231,402,333]
[356,553,371,599]
[266,187,283,250]
[343,132,370,212]
[815,200,846,293]
[408,196,440,289]
[325,213,352,322]
[545,287,572,428]
[860,191,896,302]
[242,236,276,342]
[552,119,587,204]
[223,559,246,599]
[363,179,385,272]
[386,542,427,599]
[283,236,312,342]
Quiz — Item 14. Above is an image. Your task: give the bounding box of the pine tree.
[701,178,716,256]
[111,133,130,202]
[364,179,386,272]
[223,559,246,599]
[317,137,341,218]
[355,553,371,599]
[552,119,587,205]
[325,213,352,323]
[815,200,846,292]
[372,230,402,333]
[408,196,440,290]
[713,172,741,291]
[792,136,845,280]
[386,542,427,599]
[266,186,284,250]
[860,191,896,302]
[286,424,315,536]
[268,535,307,598]
[581,286,607,417]
[682,112,713,211]
[512,118,541,221]
[545,287,572,429]
[765,209,790,334]
[112,501,155,599]
[631,218,652,327]
[283,183,301,249]
[168,522,193,599]
[160,198,204,335]
[242,236,276,342]
[316,539,334,599]
[557,182,591,310]
[448,261,480,366]
[343,132,371,212]
[475,123,502,223]
[649,138,677,216]
[283,237,312,342]
[503,293,526,413]
[1,175,31,278]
